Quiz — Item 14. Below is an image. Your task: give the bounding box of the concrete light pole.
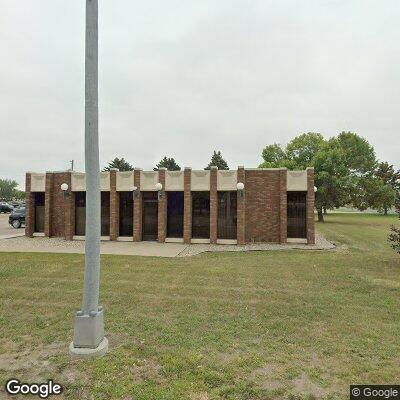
[69,0,108,357]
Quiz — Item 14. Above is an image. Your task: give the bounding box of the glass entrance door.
[217,191,237,239]
[119,191,133,237]
[167,192,184,238]
[287,192,307,238]
[192,191,210,238]
[142,192,158,241]
[101,192,110,236]
[75,192,86,236]
[34,192,45,233]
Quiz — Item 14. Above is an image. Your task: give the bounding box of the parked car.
[9,207,25,228]
[0,203,14,213]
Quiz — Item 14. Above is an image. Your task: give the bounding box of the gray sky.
[1,0,399,188]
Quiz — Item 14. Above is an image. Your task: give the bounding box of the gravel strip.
[177,233,335,257]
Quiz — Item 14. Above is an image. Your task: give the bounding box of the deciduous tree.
[389,197,400,254]
[0,178,20,200]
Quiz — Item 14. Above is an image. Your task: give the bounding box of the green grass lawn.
[0,214,399,399]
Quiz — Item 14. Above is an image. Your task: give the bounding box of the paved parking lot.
[0,213,24,238]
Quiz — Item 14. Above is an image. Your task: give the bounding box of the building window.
[75,192,86,236]
[287,192,307,238]
[34,192,45,233]
[167,192,184,238]
[119,192,133,237]
[192,191,210,238]
[101,192,110,236]
[142,192,158,241]
[74,192,110,236]
[217,191,237,239]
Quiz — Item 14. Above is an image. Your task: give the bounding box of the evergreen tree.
[205,151,229,170]
[103,157,134,172]
[154,157,181,171]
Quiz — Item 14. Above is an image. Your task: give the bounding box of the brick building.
[25,167,315,245]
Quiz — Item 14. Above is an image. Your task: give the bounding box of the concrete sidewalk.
[0,234,335,257]
[0,236,187,257]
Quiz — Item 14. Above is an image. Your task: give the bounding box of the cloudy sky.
[1,0,399,188]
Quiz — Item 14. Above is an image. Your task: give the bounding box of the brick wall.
[244,169,281,243]
[158,168,167,242]
[109,169,118,240]
[183,167,192,244]
[279,169,287,243]
[307,168,316,244]
[44,173,54,237]
[133,169,142,241]
[237,166,245,245]
[25,173,34,237]
[51,172,72,238]
[210,166,218,244]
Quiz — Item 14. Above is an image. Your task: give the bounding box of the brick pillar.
[279,168,287,244]
[64,172,74,240]
[25,173,34,237]
[237,166,246,245]
[210,166,218,244]
[158,168,167,243]
[183,167,192,244]
[133,169,142,242]
[109,168,118,240]
[307,168,316,244]
[44,172,53,237]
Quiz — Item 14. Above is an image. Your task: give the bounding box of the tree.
[285,132,326,170]
[259,143,287,168]
[375,161,400,192]
[205,151,229,170]
[0,179,19,200]
[154,156,181,171]
[258,132,379,222]
[313,139,352,222]
[389,196,400,254]
[103,157,134,172]
[374,162,400,214]
[337,131,376,174]
[351,175,396,215]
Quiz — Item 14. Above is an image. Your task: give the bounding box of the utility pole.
[69,0,108,357]
[70,160,74,171]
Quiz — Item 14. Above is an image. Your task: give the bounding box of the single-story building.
[25,166,315,245]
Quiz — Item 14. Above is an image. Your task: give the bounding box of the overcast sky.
[1,0,399,188]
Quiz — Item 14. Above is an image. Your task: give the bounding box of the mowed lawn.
[0,214,399,399]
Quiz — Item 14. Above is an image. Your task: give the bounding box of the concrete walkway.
[0,234,335,257]
[0,236,187,257]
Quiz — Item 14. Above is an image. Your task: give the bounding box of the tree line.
[102,150,230,173]
[103,132,399,223]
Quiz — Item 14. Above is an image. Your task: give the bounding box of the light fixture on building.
[155,182,163,200]
[61,183,69,199]
[314,186,317,193]
[237,182,244,197]
[132,186,138,201]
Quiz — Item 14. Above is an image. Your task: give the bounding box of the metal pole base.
[69,337,108,358]
[71,307,106,350]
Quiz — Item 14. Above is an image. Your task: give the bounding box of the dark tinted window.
[192,192,210,238]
